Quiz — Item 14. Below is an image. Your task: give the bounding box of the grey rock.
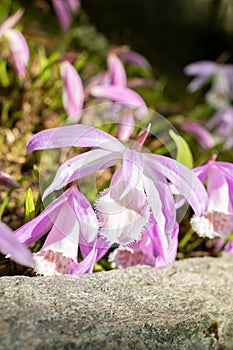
[1,255,233,350]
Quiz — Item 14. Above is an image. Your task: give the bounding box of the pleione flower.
[191,157,233,239]
[0,9,29,77]
[184,61,233,96]
[109,216,179,268]
[27,124,208,249]
[0,221,33,267]
[14,186,109,275]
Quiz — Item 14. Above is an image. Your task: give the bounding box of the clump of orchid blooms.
[1,3,233,277]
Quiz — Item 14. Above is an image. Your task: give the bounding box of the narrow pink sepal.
[108,53,127,87]
[90,85,146,108]
[0,9,24,38]
[60,61,84,121]
[6,29,29,77]
[0,170,20,188]
[52,0,72,32]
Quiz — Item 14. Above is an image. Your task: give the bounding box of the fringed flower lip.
[191,158,233,239]
[27,124,208,247]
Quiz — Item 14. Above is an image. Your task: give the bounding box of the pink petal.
[184,61,216,76]
[0,221,33,267]
[6,29,29,77]
[90,85,146,108]
[108,53,127,87]
[150,219,179,268]
[121,149,144,198]
[40,200,80,260]
[125,50,151,71]
[67,0,80,13]
[207,165,231,213]
[27,124,125,153]
[183,121,215,149]
[60,61,84,121]
[0,170,20,188]
[144,153,208,216]
[52,0,72,31]
[0,9,23,38]
[143,170,176,239]
[193,164,209,183]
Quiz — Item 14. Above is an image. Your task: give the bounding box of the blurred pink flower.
[184,60,233,109]
[0,9,29,77]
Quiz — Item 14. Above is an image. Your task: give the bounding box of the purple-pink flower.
[0,221,33,267]
[191,157,233,239]
[14,186,109,275]
[0,9,30,77]
[26,124,208,257]
[184,60,233,109]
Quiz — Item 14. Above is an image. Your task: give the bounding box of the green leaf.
[25,188,35,222]
[169,129,193,169]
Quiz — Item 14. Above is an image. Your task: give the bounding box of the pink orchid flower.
[27,124,208,252]
[191,157,233,239]
[0,9,29,77]
[14,186,109,275]
[52,0,80,32]
[0,221,33,267]
[60,61,84,122]
[184,60,233,109]
[109,216,179,269]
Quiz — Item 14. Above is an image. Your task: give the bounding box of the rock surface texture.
[1,255,233,350]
